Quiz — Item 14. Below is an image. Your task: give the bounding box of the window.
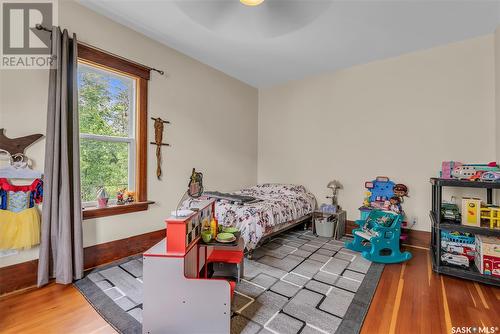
[78,63,136,204]
[77,44,150,219]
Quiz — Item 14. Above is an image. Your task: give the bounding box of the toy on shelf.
[461,198,482,227]
[480,206,500,229]
[441,161,500,181]
[441,253,470,268]
[458,198,500,229]
[441,161,462,179]
[442,203,460,222]
[441,230,475,261]
[475,235,500,277]
[481,171,500,182]
[440,229,475,268]
[345,210,412,263]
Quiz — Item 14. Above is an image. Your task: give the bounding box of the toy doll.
[389,196,402,214]
[393,184,409,203]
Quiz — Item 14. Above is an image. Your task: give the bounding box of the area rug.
[74,229,384,334]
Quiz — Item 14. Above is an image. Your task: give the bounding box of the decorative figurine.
[96,186,109,208]
[117,188,126,205]
[188,168,204,198]
[125,190,136,203]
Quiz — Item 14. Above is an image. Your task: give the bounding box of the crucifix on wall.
[150,117,170,179]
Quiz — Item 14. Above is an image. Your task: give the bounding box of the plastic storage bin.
[315,219,335,238]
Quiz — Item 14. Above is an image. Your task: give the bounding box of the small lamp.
[326,180,343,209]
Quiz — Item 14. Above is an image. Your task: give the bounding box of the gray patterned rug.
[74,229,384,334]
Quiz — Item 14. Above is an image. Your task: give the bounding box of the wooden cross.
[0,128,43,155]
[150,117,170,179]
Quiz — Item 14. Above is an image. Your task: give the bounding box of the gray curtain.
[38,27,83,286]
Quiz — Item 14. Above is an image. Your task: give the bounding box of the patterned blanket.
[186,184,316,250]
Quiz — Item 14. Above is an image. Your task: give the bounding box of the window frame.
[77,44,151,219]
[78,62,137,208]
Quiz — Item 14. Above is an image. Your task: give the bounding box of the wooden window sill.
[82,201,155,220]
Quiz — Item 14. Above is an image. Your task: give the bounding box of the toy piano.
[142,199,233,334]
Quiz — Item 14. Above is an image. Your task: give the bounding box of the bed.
[185,184,316,251]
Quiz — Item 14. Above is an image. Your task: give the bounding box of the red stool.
[206,249,244,282]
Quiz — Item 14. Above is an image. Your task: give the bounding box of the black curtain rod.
[35,24,165,76]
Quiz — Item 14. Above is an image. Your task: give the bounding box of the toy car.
[440,203,460,221]
[441,243,475,260]
[480,171,500,182]
[452,165,500,180]
[468,171,484,181]
[441,252,470,268]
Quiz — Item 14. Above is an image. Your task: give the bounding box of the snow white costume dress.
[0,178,43,250]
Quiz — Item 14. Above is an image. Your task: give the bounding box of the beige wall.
[0,1,258,267]
[258,35,496,231]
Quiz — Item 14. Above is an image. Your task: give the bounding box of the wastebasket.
[314,218,335,238]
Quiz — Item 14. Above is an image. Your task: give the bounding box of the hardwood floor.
[0,246,498,334]
[0,284,116,334]
[362,245,499,334]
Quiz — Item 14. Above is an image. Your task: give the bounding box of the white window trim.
[80,133,136,207]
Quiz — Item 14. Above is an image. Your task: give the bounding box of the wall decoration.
[150,118,170,180]
[0,128,43,155]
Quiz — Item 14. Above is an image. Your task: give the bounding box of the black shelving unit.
[430,178,500,286]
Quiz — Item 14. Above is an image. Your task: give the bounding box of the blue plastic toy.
[441,230,474,245]
[345,210,412,263]
[366,176,395,203]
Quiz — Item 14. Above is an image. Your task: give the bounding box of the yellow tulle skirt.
[0,207,41,250]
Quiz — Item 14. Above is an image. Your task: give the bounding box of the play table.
[143,199,233,333]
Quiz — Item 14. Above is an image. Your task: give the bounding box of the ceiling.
[79,0,500,88]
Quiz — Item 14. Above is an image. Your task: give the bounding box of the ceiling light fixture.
[240,0,265,6]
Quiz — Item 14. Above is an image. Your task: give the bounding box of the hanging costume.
[0,178,43,250]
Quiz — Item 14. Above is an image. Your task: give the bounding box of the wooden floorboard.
[0,246,498,333]
[361,246,499,334]
[0,284,116,334]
